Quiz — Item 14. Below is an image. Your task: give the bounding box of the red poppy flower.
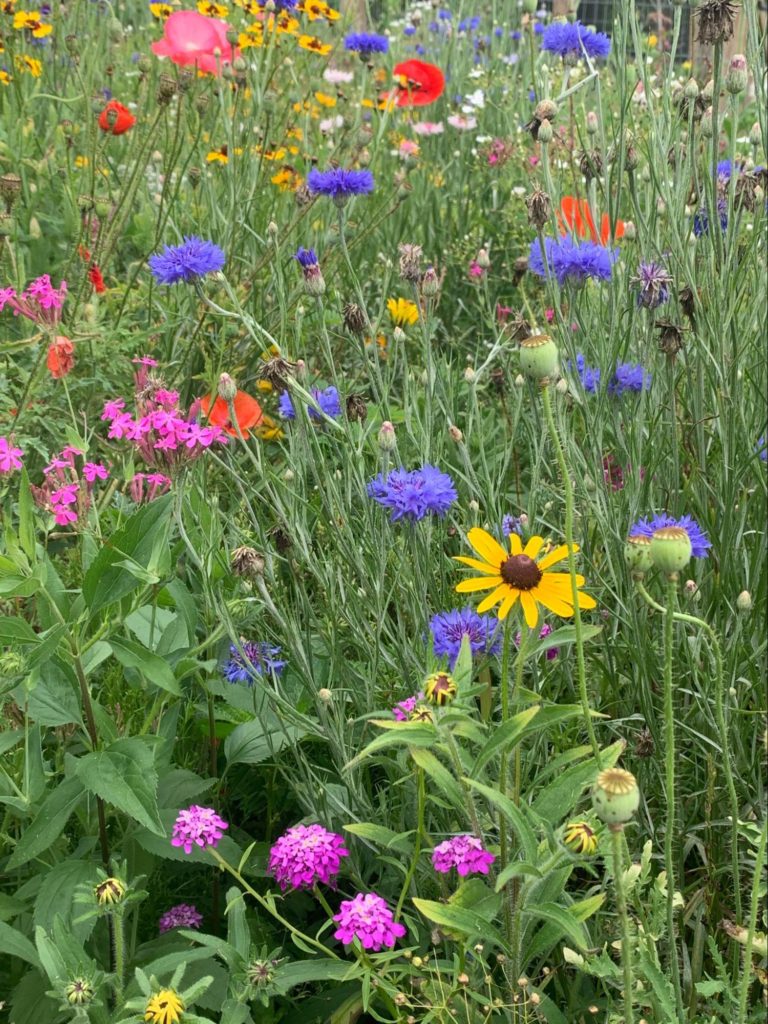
[381,59,445,108]
[558,196,625,246]
[200,390,263,438]
[88,266,106,293]
[47,336,75,379]
[98,100,137,136]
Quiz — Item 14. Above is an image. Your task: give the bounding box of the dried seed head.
[579,149,603,182]
[398,242,423,283]
[346,393,368,422]
[231,546,265,579]
[0,173,22,209]
[259,355,297,392]
[525,186,551,229]
[294,184,312,207]
[695,0,738,46]
[157,74,177,104]
[635,726,655,758]
[342,302,367,336]
[656,320,686,360]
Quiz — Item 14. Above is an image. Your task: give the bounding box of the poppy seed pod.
[650,526,692,575]
[519,334,559,381]
[591,768,640,826]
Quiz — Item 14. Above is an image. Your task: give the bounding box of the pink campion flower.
[154,389,180,407]
[171,805,228,854]
[53,505,78,526]
[412,121,444,136]
[0,275,67,327]
[130,472,171,503]
[132,355,159,366]
[158,903,203,934]
[101,399,126,421]
[0,436,23,473]
[496,304,513,323]
[51,483,79,506]
[333,893,406,952]
[269,824,350,891]
[432,834,495,876]
[152,10,240,76]
[391,692,424,721]
[468,261,484,278]
[82,462,109,483]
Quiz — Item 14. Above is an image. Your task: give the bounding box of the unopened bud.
[218,373,237,402]
[318,687,332,703]
[586,111,598,135]
[725,54,748,95]
[537,118,554,144]
[393,326,406,344]
[736,590,752,612]
[702,79,715,102]
[514,373,525,387]
[622,220,636,240]
[749,122,762,148]
[555,377,568,394]
[448,424,463,443]
[378,421,396,451]
[475,246,490,269]
[684,78,699,100]
[463,366,476,383]
[421,265,439,297]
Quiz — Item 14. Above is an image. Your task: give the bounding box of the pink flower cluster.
[171,805,228,854]
[0,436,23,474]
[269,824,350,891]
[101,362,226,473]
[486,137,514,167]
[391,691,425,721]
[0,275,67,327]
[130,471,171,504]
[431,834,496,877]
[333,893,406,952]
[158,903,203,933]
[30,446,109,527]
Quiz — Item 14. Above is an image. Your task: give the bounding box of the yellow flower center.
[500,554,541,591]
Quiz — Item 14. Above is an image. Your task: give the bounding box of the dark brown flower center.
[500,554,542,591]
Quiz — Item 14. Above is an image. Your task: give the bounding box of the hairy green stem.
[736,820,767,1024]
[395,767,424,920]
[111,913,125,1003]
[611,826,635,1024]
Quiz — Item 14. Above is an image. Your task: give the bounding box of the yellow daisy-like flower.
[74,155,89,168]
[14,53,41,76]
[149,3,173,18]
[233,0,259,13]
[387,297,419,327]
[454,527,597,628]
[239,26,264,49]
[13,10,51,36]
[0,69,13,85]
[264,12,299,33]
[301,0,339,21]
[197,0,228,16]
[314,90,336,107]
[297,34,331,55]
[271,166,302,190]
[286,125,303,140]
[144,989,184,1024]
[563,821,598,856]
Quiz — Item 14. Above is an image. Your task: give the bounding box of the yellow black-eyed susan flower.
[563,821,598,856]
[297,34,331,55]
[424,671,457,706]
[144,989,184,1024]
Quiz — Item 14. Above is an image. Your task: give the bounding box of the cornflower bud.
[736,590,752,612]
[725,54,748,95]
[475,246,491,269]
[421,265,439,297]
[448,424,463,443]
[586,111,598,134]
[749,122,762,148]
[378,421,396,451]
[537,118,554,144]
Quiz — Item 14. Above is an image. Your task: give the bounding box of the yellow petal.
[509,532,522,555]
[539,572,586,589]
[524,536,545,559]
[477,583,513,613]
[576,590,597,610]
[535,591,574,617]
[454,555,500,575]
[520,591,540,629]
[467,527,507,567]
[537,543,578,571]
[456,576,502,593]
[497,590,520,620]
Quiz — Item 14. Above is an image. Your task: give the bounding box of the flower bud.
[555,377,568,394]
[424,671,457,706]
[317,687,332,703]
[463,366,476,383]
[514,373,525,387]
[650,526,692,575]
[725,54,748,95]
[749,122,762,148]
[736,590,752,612]
[622,220,636,241]
[563,820,598,855]
[475,246,491,269]
[586,111,598,135]
[448,424,463,443]
[537,118,554,144]
[700,109,714,138]
[303,265,326,296]
[393,326,406,344]
[421,265,439,297]
[378,421,396,451]
[684,78,699,100]
[591,767,640,826]
[94,877,125,906]
[519,334,558,381]
[65,978,94,1006]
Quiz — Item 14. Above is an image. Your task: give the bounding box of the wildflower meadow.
[1,0,767,1021]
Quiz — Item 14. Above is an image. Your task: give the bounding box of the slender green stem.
[662,575,684,1017]
[112,914,125,1003]
[395,767,424,920]
[540,383,600,762]
[611,826,635,1024]
[736,821,767,1024]
[312,883,337,923]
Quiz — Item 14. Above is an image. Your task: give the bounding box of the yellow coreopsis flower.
[271,166,302,190]
[0,69,12,85]
[13,10,51,36]
[454,528,597,628]
[301,0,338,20]
[197,0,228,16]
[314,90,336,107]
[144,989,184,1024]
[387,297,419,327]
[297,34,331,55]
[149,3,173,18]
[14,53,41,76]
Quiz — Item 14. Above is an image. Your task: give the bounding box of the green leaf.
[528,623,602,657]
[344,723,436,771]
[409,746,466,812]
[7,776,85,869]
[0,920,42,970]
[109,636,180,695]
[569,893,605,922]
[224,717,306,767]
[224,887,250,961]
[75,737,164,834]
[34,860,100,943]
[0,615,38,645]
[463,777,539,862]
[157,768,216,809]
[523,902,590,952]
[82,495,172,612]
[532,740,624,824]
[273,960,362,995]
[471,705,540,775]
[343,823,413,853]
[134,809,243,865]
[412,898,509,951]
[22,659,82,727]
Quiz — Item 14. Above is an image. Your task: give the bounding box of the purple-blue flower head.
[629,514,710,558]
[608,363,651,396]
[294,247,318,270]
[344,32,389,56]
[224,641,286,684]
[694,201,728,237]
[430,607,501,668]
[260,0,297,8]
[568,353,601,393]
[307,168,375,207]
[368,465,458,522]
[632,260,672,309]
[756,436,767,462]
[528,236,618,286]
[279,386,341,421]
[541,20,611,59]
[502,513,524,537]
[149,237,225,285]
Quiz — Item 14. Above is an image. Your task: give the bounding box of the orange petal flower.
[200,389,263,438]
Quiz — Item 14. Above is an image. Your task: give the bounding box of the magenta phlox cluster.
[332,893,406,951]
[269,823,350,890]
[171,805,228,854]
[431,834,496,876]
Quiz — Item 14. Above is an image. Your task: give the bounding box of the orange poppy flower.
[47,336,75,379]
[98,100,137,136]
[381,59,445,108]
[200,389,263,438]
[558,196,625,246]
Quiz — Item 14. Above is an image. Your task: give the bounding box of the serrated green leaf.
[76,737,163,834]
[6,776,85,869]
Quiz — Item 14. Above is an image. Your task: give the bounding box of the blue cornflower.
[756,436,767,462]
[528,236,618,286]
[694,201,728,237]
[541,20,611,59]
[260,0,297,8]
[494,26,503,38]
[430,608,501,668]
[632,260,673,309]
[307,168,374,206]
[533,21,544,35]
[279,386,341,421]
[502,513,524,537]
[629,514,710,558]
[294,247,318,269]
[438,8,452,19]
[568,353,601,393]
[415,44,427,55]
[344,32,389,57]
[404,25,416,36]
[511,30,522,41]
[223,641,286,684]
[367,465,458,522]
[149,237,225,285]
[608,363,651,396]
